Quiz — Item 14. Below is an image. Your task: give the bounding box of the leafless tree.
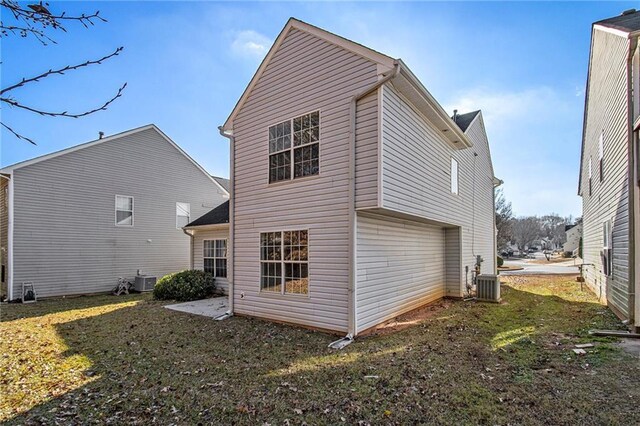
[511,216,540,253]
[1,1,126,144]
[495,189,513,251]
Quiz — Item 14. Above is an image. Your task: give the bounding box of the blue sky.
[1,1,636,217]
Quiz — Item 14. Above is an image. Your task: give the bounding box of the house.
[563,222,582,255]
[0,124,229,300]
[183,200,230,294]
[579,9,640,331]
[218,18,499,337]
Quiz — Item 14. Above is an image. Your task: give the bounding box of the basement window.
[204,239,227,277]
[269,111,320,183]
[260,230,308,295]
[602,221,612,277]
[115,195,134,226]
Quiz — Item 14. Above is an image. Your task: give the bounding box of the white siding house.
[579,10,640,330]
[219,18,499,336]
[0,125,228,300]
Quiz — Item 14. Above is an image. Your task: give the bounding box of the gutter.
[626,35,638,327]
[218,126,235,318]
[329,61,401,350]
[182,228,194,269]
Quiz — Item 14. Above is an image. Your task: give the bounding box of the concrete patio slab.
[164,297,228,318]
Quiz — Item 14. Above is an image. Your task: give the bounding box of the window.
[204,239,227,277]
[451,158,459,194]
[588,157,593,196]
[269,111,320,183]
[176,202,190,229]
[260,230,308,295]
[602,220,612,277]
[115,195,133,226]
[599,132,604,182]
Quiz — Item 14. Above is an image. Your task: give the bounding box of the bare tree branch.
[1,47,124,95]
[2,82,127,118]
[1,122,36,145]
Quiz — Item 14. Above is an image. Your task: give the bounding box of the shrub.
[153,270,216,302]
[497,256,504,267]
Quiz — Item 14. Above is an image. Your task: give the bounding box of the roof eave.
[183,223,230,231]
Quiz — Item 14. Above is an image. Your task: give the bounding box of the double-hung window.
[451,158,459,194]
[260,230,308,295]
[602,221,612,277]
[115,195,134,226]
[598,132,605,182]
[588,157,593,196]
[204,239,227,277]
[269,111,320,183]
[176,202,190,228]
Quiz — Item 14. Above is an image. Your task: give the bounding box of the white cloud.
[230,30,271,60]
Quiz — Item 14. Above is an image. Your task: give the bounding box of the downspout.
[1,174,12,301]
[182,228,194,269]
[218,126,235,317]
[626,35,638,327]
[329,61,401,350]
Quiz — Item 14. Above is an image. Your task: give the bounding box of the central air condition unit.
[134,275,156,292]
[476,274,501,303]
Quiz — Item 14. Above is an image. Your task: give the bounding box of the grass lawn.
[1,275,639,425]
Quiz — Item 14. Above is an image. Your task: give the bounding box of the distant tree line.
[495,189,579,255]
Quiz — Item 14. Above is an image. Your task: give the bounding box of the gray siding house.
[579,10,640,331]
[0,125,228,300]
[219,19,499,336]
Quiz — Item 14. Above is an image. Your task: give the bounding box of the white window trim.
[268,110,321,184]
[176,202,191,229]
[451,157,459,195]
[259,229,309,297]
[115,195,134,227]
[203,238,227,278]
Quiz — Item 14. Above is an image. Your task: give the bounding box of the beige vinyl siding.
[0,178,7,297]
[444,227,462,296]
[232,28,379,332]
[192,227,230,293]
[355,90,379,209]
[380,83,497,294]
[580,28,631,315]
[356,213,445,333]
[10,128,226,299]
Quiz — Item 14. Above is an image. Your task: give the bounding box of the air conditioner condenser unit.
[476,274,501,303]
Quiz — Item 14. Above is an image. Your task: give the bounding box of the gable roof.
[212,176,230,192]
[453,110,481,132]
[185,200,229,228]
[221,18,472,149]
[595,9,640,34]
[0,124,229,196]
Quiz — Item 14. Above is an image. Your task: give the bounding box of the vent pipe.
[453,109,458,122]
[98,131,105,139]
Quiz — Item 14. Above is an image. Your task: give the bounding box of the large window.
[176,202,190,228]
[115,195,134,226]
[269,111,320,183]
[204,239,227,277]
[451,158,459,194]
[260,230,308,295]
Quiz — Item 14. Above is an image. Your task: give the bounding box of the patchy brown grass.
[1,276,639,425]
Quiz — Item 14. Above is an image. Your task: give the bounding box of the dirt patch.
[360,298,454,336]
[617,339,640,357]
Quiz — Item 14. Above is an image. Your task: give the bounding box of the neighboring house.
[563,223,582,255]
[183,200,230,294]
[219,18,499,336]
[0,125,228,300]
[579,9,640,331]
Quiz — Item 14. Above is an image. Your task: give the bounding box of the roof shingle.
[186,201,229,227]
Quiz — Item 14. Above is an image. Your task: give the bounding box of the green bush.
[153,270,216,302]
[497,256,504,267]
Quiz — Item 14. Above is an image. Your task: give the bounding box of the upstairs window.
[204,239,227,277]
[260,230,308,295]
[176,202,190,228]
[451,158,459,194]
[269,111,320,183]
[115,195,134,226]
[598,132,604,182]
